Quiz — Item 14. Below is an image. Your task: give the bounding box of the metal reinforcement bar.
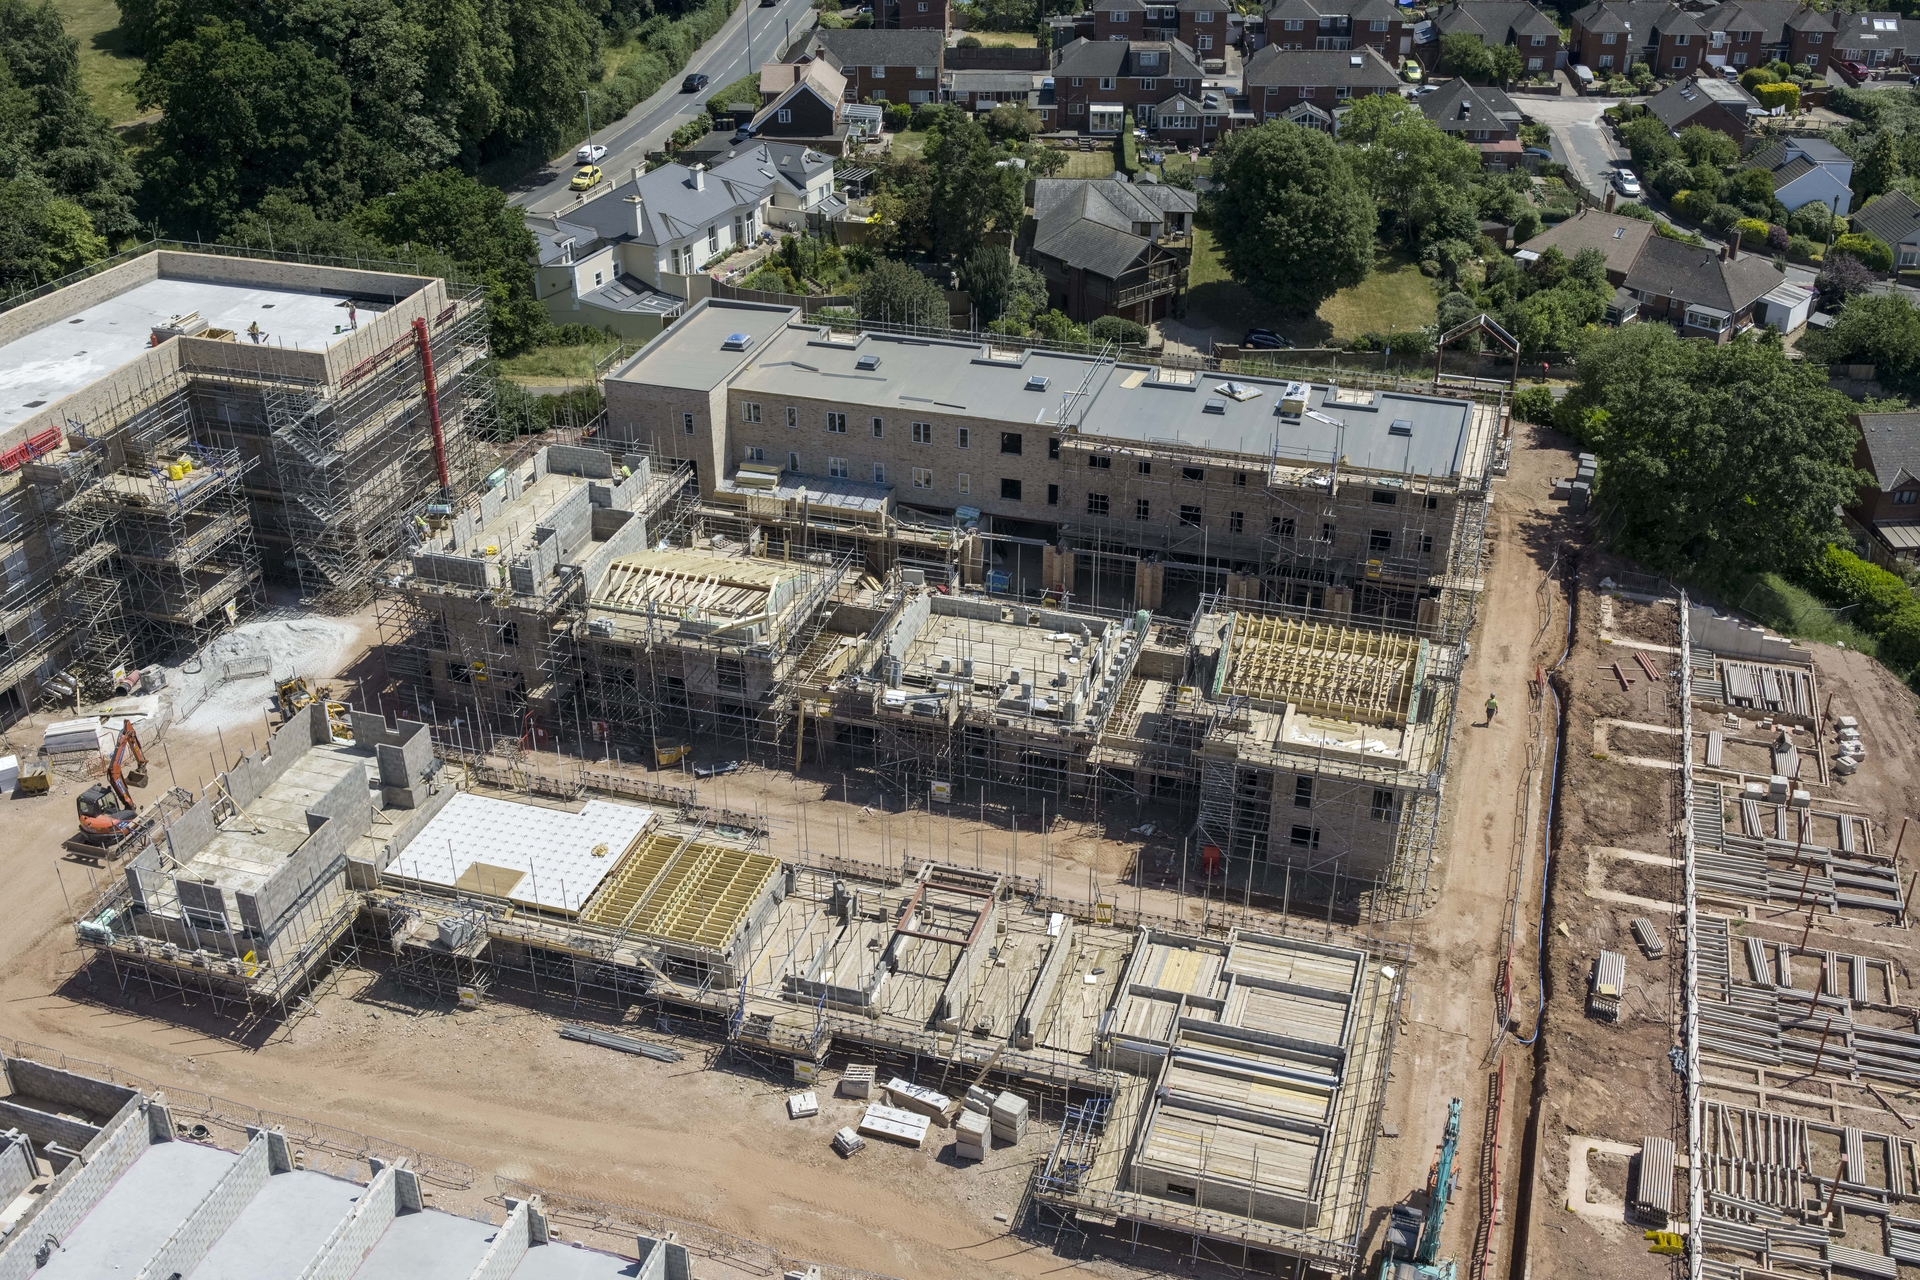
[1682,592,1704,1280]
[558,1023,683,1062]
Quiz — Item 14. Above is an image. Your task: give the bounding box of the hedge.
[1510,385,1555,425]
[1753,82,1800,112]
[1804,545,1920,669]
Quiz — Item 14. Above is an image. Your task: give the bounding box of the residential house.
[752,58,852,153]
[948,69,1042,110]
[1517,212,1784,338]
[1644,73,1759,141]
[1568,0,1671,74]
[1417,78,1526,169]
[530,158,774,339]
[1242,45,1401,121]
[1783,5,1836,68]
[1834,12,1917,67]
[804,29,946,104]
[1428,1,1564,74]
[1259,0,1414,59]
[877,0,947,32]
[1051,37,1204,132]
[1092,0,1232,54]
[1024,175,1199,323]
[1571,1,1836,74]
[1741,135,1854,213]
[1846,412,1920,567]
[1146,88,1235,141]
[1849,189,1920,267]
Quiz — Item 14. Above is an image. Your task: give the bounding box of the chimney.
[693,164,707,192]
[1605,189,1616,213]
[1727,229,1740,261]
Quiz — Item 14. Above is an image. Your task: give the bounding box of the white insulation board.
[384,791,653,913]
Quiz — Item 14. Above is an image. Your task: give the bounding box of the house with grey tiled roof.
[1850,190,1920,268]
[1023,175,1199,324]
[1741,136,1853,214]
[1256,0,1414,59]
[1243,44,1401,122]
[1051,36,1205,133]
[1847,411,1920,566]
[1429,1,1565,74]
[1417,78,1526,168]
[1644,73,1760,140]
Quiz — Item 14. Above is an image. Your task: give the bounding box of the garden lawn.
[52,0,143,124]
[1057,149,1116,179]
[1187,231,1436,346]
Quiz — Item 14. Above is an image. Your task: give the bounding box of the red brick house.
[1429,0,1564,74]
[1417,78,1525,169]
[1242,44,1402,119]
[1051,36,1205,132]
[804,29,947,105]
[1257,0,1412,59]
[1568,0,1669,74]
[878,0,946,31]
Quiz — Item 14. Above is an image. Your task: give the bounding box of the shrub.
[1739,66,1779,89]
[1804,546,1920,670]
[956,33,982,46]
[1734,216,1771,244]
[1788,234,1816,258]
[1753,82,1800,112]
[1089,315,1148,344]
[883,102,912,132]
[1880,605,1920,671]
[1834,232,1894,271]
[1511,385,1556,424]
[1767,224,1790,252]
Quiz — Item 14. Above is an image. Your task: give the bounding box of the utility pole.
[746,0,754,78]
[581,90,593,150]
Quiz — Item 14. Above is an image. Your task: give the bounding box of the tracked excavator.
[1380,1097,1461,1280]
[75,720,148,845]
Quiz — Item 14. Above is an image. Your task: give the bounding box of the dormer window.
[1139,50,1159,65]
[558,237,575,264]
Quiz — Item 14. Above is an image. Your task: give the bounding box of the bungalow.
[1849,189,1920,268]
[1740,135,1854,214]
[530,157,774,339]
[1643,74,1760,142]
[1025,175,1199,323]
[1242,45,1402,120]
[1847,411,1920,568]
[1416,78,1526,169]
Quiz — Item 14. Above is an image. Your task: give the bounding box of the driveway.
[510,0,819,216]
[1523,94,1628,201]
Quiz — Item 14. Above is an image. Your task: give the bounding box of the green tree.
[858,257,950,329]
[1817,292,1920,391]
[1211,122,1376,312]
[1562,325,1865,577]
[1856,130,1901,205]
[0,178,108,288]
[1487,43,1523,86]
[1677,124,1738,168]
[1618,113,1680,168]
[957,243,1015,322]
[1439,31,1491,81]
[1336,93,1479,242]
[921,112,1024,258]
[984,102,1040,142]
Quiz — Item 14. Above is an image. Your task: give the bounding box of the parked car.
[1611,168,1642,198]
[1523,146,1553,160]
[682,72,710,92]
[1243,328,1292,350]
[577,142,607,163]
[1401,58,1423,82]
[694,760,741,778]
[1842,60,1872,80]
[570,164,604,190]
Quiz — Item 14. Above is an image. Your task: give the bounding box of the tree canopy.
[1210,121,1375,313]
[858,257,950,329]
[0,0,137,292]
[1560,325,1864,578]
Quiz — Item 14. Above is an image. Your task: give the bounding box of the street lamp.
[581,89,593,151]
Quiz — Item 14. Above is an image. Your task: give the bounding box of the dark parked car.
[682,72,710,92]
[1242,328,1292,350]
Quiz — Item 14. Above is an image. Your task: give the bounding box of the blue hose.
[1514,581,1575,1046]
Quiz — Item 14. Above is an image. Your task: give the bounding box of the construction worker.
[1485,693,1499,725]
[247,320,263,344]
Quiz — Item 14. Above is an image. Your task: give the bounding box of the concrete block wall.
[412,551,489,587]
[0,1100,99,1150]
[138,1131,268,1280]
[366,772,457,875]
[1016,915,1075,1049]
[0,1132,33,1209]
[299,1163,397,1280]
[0,1096,151,1280]
[548,444,615,480]
[4,1058,140,1119]
[1689,606,1803,664]
[250,764,366,932]
[466,1198,531,1280]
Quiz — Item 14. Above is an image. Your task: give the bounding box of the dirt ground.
[0,422,1668,1280]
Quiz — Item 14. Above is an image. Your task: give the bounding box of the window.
[1001,432,1023,455]
[746,445,766,462]
[1181,466,1203,481]
[1424,495,1439,510]
[1071,101,1086,115]
[1419,533,1434,555]
[1198,33,1212,48]
[1530,32,1544,44]
[917,66,934,78]
[873,64,887,77]
[778,108,792,123]
[1100,76,1117,89]
[1229,510,1244,534]
[785,406,798,428]
[828,456,849,478]
[1072,76,1084,86]
[593,270,604,286]
[1088,492,1110,516]
[1335,85,1351,98]
[1048,437,1060,459]
[1139,51,1158,66]
[1672,32,1688,45]
[957,427,969,448]
[1371,789,1401,822]
[1527,56,1542,69]
[1047,483,1059,505]
[1197,7,1213,17]
[1598,53,1614,67]
[1808,31,1822,42]
[912,421,932,444]
[1284,17,1302,28]
[788,451,799,470]
[1372,489,1397,505]
[1136,498,1151,520]
[1139,78,1156,90]
[1273,516,1295,538]
[1293,776,1314,808]
[1672,54,1687,67]
[1289,825,1321,850]
[1233,472,1247,486]
[827,412,847,433]
[872,416,885,438]
[1370,529,1393,553]
[958,473,971,493]
[1732,51,1748,65]
[1136,460,1153,475]
[1110,7,1124,17]
[1895,490,1920,505]
[1089,455,1112,469]
[1179,504,1202,527]
[708,225,719,253]
[1320,521,1335,543]
[682,412,696,435]
[1001,478,1022,501]
[914,468,933,488]
[873,463,886,483]
[742,401,761,423]
[1601,31,1616,43]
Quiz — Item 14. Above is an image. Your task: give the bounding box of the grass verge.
[494,342,621,382]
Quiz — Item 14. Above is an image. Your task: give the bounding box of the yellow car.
[570,164,604,191]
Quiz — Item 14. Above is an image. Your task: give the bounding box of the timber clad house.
[1023,176,1198,324]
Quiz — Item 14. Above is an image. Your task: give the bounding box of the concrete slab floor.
[507,1240,643,1279]
[38,1139,236,1279]
[193,1167,366,1280]
[350,1206,497,1280]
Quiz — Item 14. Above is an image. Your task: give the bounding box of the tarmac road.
[510,0,819,216]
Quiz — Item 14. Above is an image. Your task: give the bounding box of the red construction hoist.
[411,316,451,495]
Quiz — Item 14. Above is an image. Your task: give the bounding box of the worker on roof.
[247,320,262,343]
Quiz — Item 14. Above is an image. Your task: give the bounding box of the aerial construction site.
[2,248,1919,1280]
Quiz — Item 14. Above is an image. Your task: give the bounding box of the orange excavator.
[76,721,149,845]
